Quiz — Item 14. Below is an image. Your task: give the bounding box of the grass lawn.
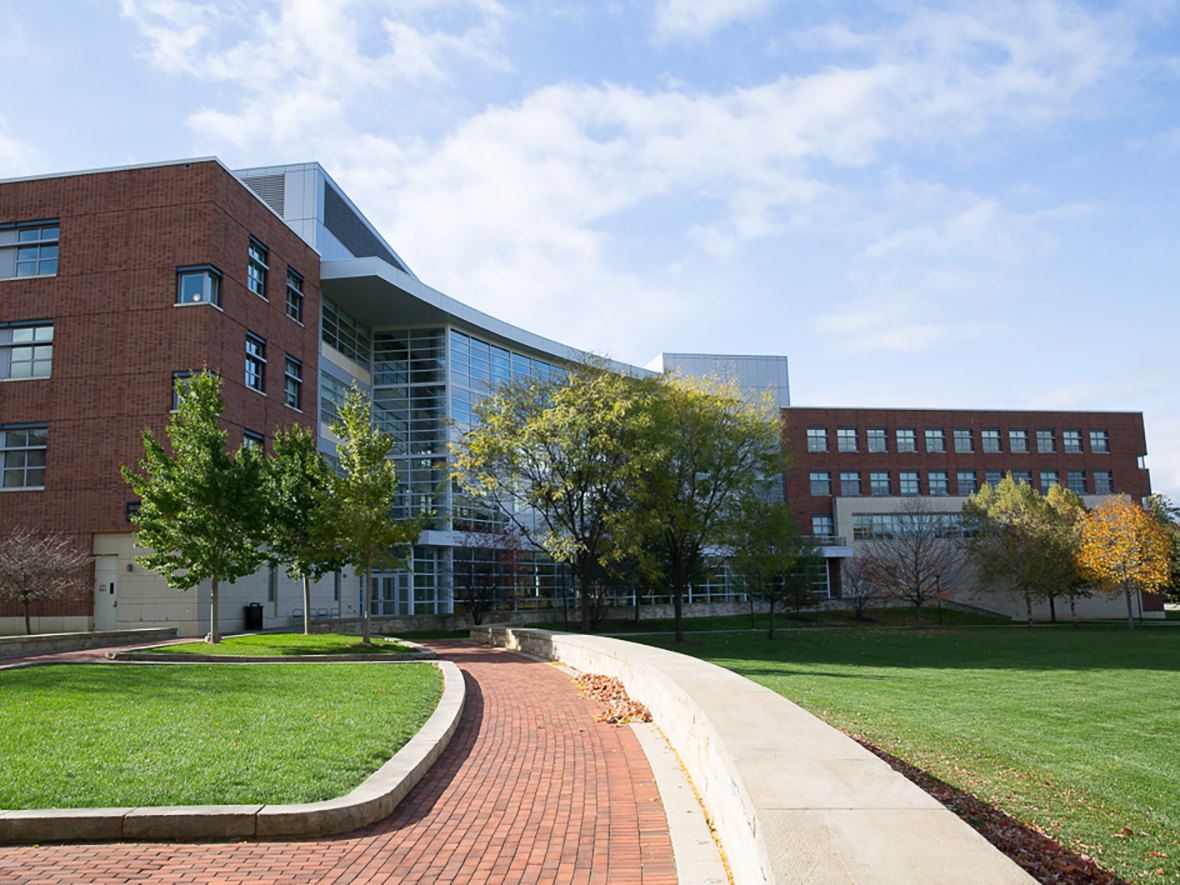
[633,625,1180,884]
[147,633,417,655]
[0,662,441,809]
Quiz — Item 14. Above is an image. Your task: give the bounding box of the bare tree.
[0,528,92,635]
[841,557,883,620]
[451,527,527,626]
[858,499,967,627]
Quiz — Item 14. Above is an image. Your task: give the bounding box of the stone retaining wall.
[0,628,178,659]
[473,626,1034,885]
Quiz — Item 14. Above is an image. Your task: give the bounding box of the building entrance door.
[94,556,118,631]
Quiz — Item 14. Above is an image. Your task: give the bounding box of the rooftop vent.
[323,183,405,272]
[241,174,285,216]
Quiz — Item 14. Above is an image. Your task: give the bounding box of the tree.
[452,362,648,634]
[0,529,92,635]
[263,425,345,635]
[627,375,785,643]
[840,557,883,620]
[858,499,966,627]
[331,385,422,645]
[1145,494,1180,604]
[451,526,527,625]
[1045,484,1092,626]
[729,498,821,639]
[122,372,265,644]
[1077,496,1172,630]
[962,476,1085,626]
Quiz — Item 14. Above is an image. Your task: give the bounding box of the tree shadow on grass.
[853,736,1132,885]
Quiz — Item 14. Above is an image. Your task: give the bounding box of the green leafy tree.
[1045,484,1092,625]
[121,372,265,643]
[0,528,92,635]
[264,425,345,635]
[626,375,785,643]
[452,362,648,634]
[729,498,823,639]
[1145,493,1180,604]
[962,475,1086,626]
[331,385,422,644]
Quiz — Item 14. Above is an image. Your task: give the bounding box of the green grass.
[0,662,441,809]
[632,626,1180,883]
[146,633,417,655]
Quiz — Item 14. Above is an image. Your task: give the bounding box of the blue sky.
[2,0,1178,499]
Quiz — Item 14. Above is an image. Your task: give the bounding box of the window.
[1009,429,1029,453]
[0,222,59,278]
[870,471,891,496]
[286,269,304,323]
[812,515,835,537]
[929,471,949,495]
[896,428,917,453]
[0,322,53,379]
[1011,470,1032,485]
[267,564,277,602]
[1040,470,1059,490]
[243,429,264,449]
[322,296,371,367]
[837,427,858,452]
[867,427,887,453]
[954,428,974,453]
[247,237,268,299]
[806,427,828,452]
[985,470,1004,488]
[982,429,1001,453]
[176,265,222,307]
[245,333,266,392]
[957,470,977,495]
[1037,429,1056,453]
[925,429,945,453]
[853,512,971,541]
[284,356,302,410]
[1063,430,1082,454]
[1090,430,1109,453]
[810,471,831,496]
[899,471,919,495]
[840,471,861,496]
[1067,470,1086,494]
[1093,470,1114,494]
[2,425,47,488]
[171,371,195,411]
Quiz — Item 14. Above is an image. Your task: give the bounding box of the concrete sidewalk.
[0,640,679,885]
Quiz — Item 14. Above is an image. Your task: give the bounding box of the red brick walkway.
[0,641,677,885]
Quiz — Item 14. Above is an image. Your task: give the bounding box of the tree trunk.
[363,561,373,644]
[1069,591,1078,627]
[578,559,592,635]
[1024,591,1034,628]
[22,597,32,635]
[302,573,312,635]
[673,586,684,643]
[915,602,923,628]
[1047,594,1057,623]
[1124,585,1135,631]
[209,574,221,644]
[768,603,776,640]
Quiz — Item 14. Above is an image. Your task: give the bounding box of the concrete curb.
[473,626,1036,885]
[105,636,437,663]
[0,659,464,844]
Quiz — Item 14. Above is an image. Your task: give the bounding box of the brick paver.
[0,640,678,884]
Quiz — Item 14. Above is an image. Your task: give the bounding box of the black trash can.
[245,602,264,630]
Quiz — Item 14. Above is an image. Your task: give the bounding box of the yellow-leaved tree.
[1076,497,1172,630]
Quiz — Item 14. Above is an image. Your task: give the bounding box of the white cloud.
[653,0,770,42]
[0,116,43,177]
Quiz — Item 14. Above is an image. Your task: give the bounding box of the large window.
[806,427,828,452]
[837,427,858,453]
[954,428,974,453]
[0,222,59,278]
[320,372,349,425]
[1036,429,1056,453]
[1040,470,1059,490]
[853,512,970,540]
[810,471,831,496]
[0,322,53,379]
[867,427,887,453]
[957,470,978,495]
[840,470,861,496]
[1093,470,1114,494]
[322,296,371,366]
[245,332,266,392]
[176,265,221,307]
[1090,430,1109,453]
[925,428,945,453]
[870,471,890,496]
[286,269,304,323]
[896,428,917,453]
[2,425,47,488]
[1063,430,1082,453]
[899,470,919,495]
[929,471,949,496]
[985,469,1004,488]
[1011,470,1032,485]
[247,237,268,299]
[1009,429,1029,453]
[982,429,1001,453]
[812,515,835,536]
[284,356,302,410]
[1067,470,1086,494]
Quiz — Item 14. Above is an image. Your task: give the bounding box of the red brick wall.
[0,160,322,619]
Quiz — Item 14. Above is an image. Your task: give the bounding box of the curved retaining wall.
[473,627,1034,885]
